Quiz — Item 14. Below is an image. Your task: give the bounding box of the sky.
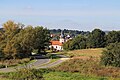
[0,0,120,31]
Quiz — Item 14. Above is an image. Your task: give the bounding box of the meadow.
[58,48,104,59]
[53,48,120,79]
[0,48,120,80]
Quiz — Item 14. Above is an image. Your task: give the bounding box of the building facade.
[50,31,65,51]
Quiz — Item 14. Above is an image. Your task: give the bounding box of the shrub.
[101,42,120,67]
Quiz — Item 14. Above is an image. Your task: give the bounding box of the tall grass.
[44,71,107,80]
[0,58,31,68]
[0,68,45,80]
[52,58,120,78]
[59,48,104,59]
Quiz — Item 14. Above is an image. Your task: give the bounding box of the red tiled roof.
[50,41,63,46]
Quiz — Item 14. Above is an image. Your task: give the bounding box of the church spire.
[60,30,64,38]
[60,30,65,43]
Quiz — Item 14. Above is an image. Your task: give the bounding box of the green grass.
[0,48,120,80]
[44,71,107,80]
[0,68,120,80]
[0,68,44,80]
[0,69,107,80]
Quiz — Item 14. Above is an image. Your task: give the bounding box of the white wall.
[51,45,63,51]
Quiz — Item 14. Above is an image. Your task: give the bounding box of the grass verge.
[0,58,36,68]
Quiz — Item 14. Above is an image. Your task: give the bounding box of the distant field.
[59,48,104,60]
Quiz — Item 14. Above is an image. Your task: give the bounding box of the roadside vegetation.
[0,58,32,68]
[0,68,108,80]
[0,68,45,80]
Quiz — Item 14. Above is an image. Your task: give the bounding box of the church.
[50,31,66,51]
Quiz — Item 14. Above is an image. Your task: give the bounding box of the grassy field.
[0,48,120,80]
[59,48,104,59]
[44,71,107,80]
[0,68,109,80]
[53,48,120,79]
[0,69,119,80]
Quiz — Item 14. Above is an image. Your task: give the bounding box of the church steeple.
[60,30,64,38]
[60,30,65,43]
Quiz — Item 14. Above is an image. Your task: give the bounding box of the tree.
[101,42,120,67]
[17,26,50,55]
[87,29,106,48]
[106,31,120,45]
[63,35,87,50]
[15,26,35,57]
[63,39,73,50]
[0,20,22,59]
[0,20,50,59]
[33,26,50,54]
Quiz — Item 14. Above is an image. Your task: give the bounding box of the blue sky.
[0,0,120,31]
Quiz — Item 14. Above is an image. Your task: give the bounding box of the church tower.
[59,30,65,43]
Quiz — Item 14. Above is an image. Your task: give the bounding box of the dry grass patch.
[53,48,120,79]
[0,58,31,68]
[53,58,120,78]
[59,48,104,60]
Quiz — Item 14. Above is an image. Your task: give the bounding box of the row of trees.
[0,21,50,59]
[50,29,90,35]
[63,29,120,50]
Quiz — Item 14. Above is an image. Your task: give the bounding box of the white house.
[50,31,65,51]
[50,30,72,51]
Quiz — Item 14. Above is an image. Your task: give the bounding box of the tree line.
[50,29,90,36]
[0,20,50,60]
[63,29,120,50]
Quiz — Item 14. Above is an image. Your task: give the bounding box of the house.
[50,31,65,51]
[50,41,63,51]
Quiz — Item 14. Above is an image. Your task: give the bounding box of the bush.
[101,42,120,67]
